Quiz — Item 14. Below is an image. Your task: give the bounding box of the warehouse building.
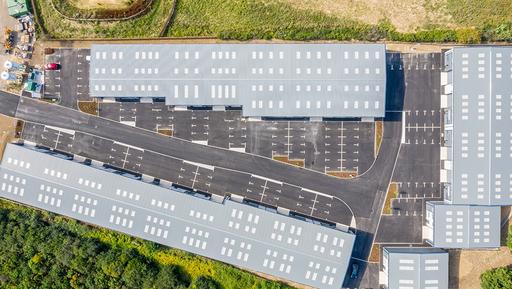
[380,247,448,289]
[0,143,356,289]
[441,47,512,205]
[89,44,386,119]
[423,201,500,249]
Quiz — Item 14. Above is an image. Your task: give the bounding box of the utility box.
[8,0,30,18]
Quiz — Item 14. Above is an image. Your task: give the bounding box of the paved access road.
[15,96,400,218]
[99,104,377,175]
[0,90,20,117]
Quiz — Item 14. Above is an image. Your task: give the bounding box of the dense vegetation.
[0,200,293,289]
[480,267,512,289]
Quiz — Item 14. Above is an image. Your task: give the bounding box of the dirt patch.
[157,128,173,137]
[69,0,134,10]
[450,247,512,289]
[374,121,383,158]
[368,243,380,263]
[278,0,455,32]
[326,171,357,179]
[383,182,399,215]
[53,0,153,20]
[0,115,18,160]
[272,155,305,168]
[77,100,98,115]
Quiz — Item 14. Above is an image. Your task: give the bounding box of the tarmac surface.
[20,121,351,223]
[375,53,442,245]
[43,49,90,108]
[99,104,376,175]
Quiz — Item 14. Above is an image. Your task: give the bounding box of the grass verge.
[326,171,358,179]
[383,182,399,215]
[272,156,305,168]
[78,100,99,115]
[374,121,383,158]
[157,128,173,137]
[368,243,380,263]
[34,0,174,38]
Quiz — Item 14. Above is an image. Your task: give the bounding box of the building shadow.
[385,52,405,120]
[448,250,461,289]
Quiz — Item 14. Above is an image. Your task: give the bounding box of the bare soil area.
[69,0,133,10]
[279,0,455,32]
[0,115,17,160]
[450,247,512,289]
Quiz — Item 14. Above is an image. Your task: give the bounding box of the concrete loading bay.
[375,52,443,246]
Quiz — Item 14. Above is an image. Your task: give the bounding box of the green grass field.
[34,0,512,41]
[446,0,512,26]
[166,0,512,42]
[167,0,379,40]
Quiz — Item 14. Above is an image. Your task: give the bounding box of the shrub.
[481,267,512,289]
[456,28,482,43]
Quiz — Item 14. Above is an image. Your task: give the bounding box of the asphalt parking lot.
[20,121,354,225]
[376,53,442,244]
[44,48,90,108]
[99,104,377,175]
[42,48,377,177]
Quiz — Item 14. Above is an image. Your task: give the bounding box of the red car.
[44,63,60,70]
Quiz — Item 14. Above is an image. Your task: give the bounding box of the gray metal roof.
[382,247,448,289]
[445,47,512,205]
[425,201,500,248]
[0,143,355,289]
[89,44,386,118]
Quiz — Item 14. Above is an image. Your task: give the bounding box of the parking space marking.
[99,104,375,176]
[20,121,357,225]
[190,166,200,188]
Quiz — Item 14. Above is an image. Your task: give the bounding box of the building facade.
[381,247,449,289]
[424,201,500,248]
[441,47,512,205]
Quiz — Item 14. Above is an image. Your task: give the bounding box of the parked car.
[350,263,359,279]
[44,63,60,70]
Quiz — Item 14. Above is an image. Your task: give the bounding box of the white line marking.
[113,141,144,151]
[184,160,215,171]
[251,174,283,185]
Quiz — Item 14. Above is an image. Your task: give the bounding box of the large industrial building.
[441,47,512,206]
[380,247,449,289]
[89,44,387,119]
[0,143,356,289]
[424,201,500,249]
[433,46,511,250]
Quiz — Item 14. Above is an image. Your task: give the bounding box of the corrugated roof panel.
[89,44,386,118]
[0,144,355,289]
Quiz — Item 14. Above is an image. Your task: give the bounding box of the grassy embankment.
[33,0,174,38]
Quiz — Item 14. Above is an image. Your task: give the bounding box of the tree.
[152,265,188,289]
[481,267,512,289]
[192,275,218,289]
